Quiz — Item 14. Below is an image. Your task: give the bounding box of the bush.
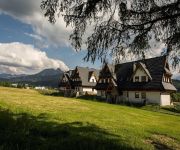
[171,93,180,102]
[0,82,12,87]
[174,103,180,112]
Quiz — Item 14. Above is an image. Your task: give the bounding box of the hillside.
[0,87,179,150]
[0,68,63,88]
[173,79,180,92]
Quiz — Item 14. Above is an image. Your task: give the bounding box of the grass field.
[0,87,180,150]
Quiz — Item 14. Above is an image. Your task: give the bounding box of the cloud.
[0,42,69,74]
[173,73,180,80]
[0,0,72,48]
[24,33,42,41]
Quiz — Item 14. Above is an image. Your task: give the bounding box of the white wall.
[161,93,171,106]
[60,87,66,91]
[83,87,93,92]
[97,90,101,96]
[146,92,161,104]
[123,91,161,104]
[133,68,148,82]
[97,90,106,98]
[128,91,144,103]
[82,87,97,94]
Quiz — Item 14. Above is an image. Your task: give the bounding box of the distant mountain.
[172,79,180,92]
[0,73,25,79]
[0,68,64,88]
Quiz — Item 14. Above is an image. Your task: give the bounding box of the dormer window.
[141,76,146,82]
[92,79,95,83]
[135,76,139,82]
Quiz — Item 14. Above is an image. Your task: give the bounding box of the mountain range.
[0,68,63,88]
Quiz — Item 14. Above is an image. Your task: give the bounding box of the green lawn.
[0,87,180,150]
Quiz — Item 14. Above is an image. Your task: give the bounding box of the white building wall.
[82,87,93,92]
[123,91,161,104]
[97,90,101,96]
[97,90,106,98]
[161,93,171,106]
[60,87,66,91]
[80,87,97,94]
[128,91,143,103]
[146,92,161,104]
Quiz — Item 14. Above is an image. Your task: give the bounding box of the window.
[135,92,139,98]
[127,92,129,98]
[141,76,146,82]
[106,78,108,83]
[141,92,146,99]
[135,76,139,82]
[164,76,171,83]
[102,79,104,83]
[92,79,95,83]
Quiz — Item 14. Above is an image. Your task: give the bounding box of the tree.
[41,0,180,67]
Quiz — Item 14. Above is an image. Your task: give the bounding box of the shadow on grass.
[0,108,136,150]
[146,132,180,150]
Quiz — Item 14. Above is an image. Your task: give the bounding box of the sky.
[0,0,103,75]
[0,0,179,79]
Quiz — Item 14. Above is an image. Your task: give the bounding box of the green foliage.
[0,82,12,87]
[38,89,64,97]
[171,92,180,102]
[174,103,180,112]
[173,79,180,92]
[0,82,27,89]
[41,0,180,66]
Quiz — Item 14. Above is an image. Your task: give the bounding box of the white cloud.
[0,0,72,48]
[24,33,42,41]
[0,42,69,74]
[173,73,180,80]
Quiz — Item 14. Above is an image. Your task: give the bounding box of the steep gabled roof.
[99,63,116,79]
[95,64,117,90]
[59,71,74,88]
[75,67,99,86]
[115,56,176,91]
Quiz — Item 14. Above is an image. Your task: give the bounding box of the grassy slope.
[0,87,180,150]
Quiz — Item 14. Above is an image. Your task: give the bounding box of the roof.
[98,64,116,79]
[95,64,116,90]
[162,82,177,91]
[59,71,74,88]
[116,56,177,91]
[75,66,99,87]
[108,64,117,80]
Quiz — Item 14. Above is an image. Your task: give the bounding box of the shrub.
[174,103,180,112]
[171,93,180,102]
